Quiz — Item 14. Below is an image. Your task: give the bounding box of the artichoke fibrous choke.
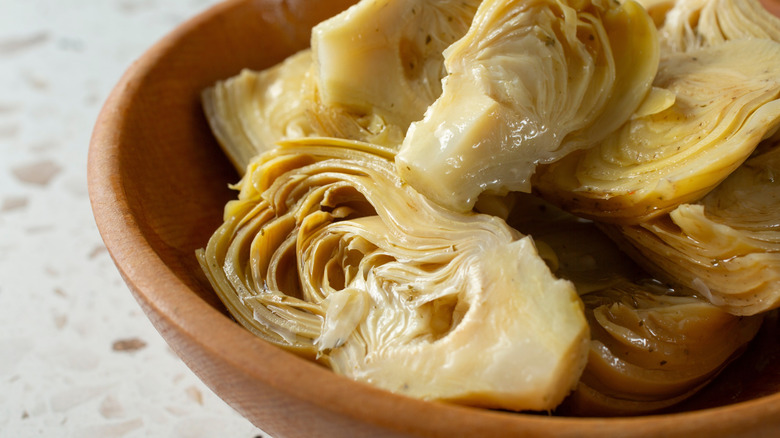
[197,138,590,411]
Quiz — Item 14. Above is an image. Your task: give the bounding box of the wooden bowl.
[88,0,780,436]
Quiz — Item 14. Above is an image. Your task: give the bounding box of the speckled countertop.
[0,1,268,436]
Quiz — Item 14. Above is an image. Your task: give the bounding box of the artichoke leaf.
[309,0,481,147]
[599,140,780,316]
[202,50,316,173]
[198,138,590,411]
[535,38,780,223]
[560,281,763,416]
[395,0,659,212]
[658,0,780,53]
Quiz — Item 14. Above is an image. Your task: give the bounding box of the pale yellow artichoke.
[197,138,589,411]
[395,0,659,212]
[564,281,763,415]
[201,0,482,170]
[507,193,763,415]
[197,0,780,416]
[600,140,780,316]
[201,50,316,172]
[308,0,481,147]
[535,38,780,223]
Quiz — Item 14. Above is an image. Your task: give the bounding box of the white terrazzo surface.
[0,1,269,436]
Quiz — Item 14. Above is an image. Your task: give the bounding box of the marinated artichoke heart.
[600,141,780,316]
[658,0,780,53]
[395,0,659,213]
[196,138,590,411]
[535,38,780,224]
[507,193,762,414]
[561,281,763,416]
[308,0,480,147]
[202,50,316,172]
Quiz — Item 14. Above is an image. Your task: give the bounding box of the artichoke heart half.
[202,50,316,173]
[308,0,481,147]
[535,38,780,224]
[395,0,659,212]
[599,140,780,316]
[563,281,763,416]
[507,193,762,415]
[197,138,589,411]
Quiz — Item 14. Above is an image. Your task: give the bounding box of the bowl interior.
[88,0,780,436]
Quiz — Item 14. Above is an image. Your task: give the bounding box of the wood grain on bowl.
[88,0,780,437]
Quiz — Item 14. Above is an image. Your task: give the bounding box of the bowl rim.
[87,0,780,436]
